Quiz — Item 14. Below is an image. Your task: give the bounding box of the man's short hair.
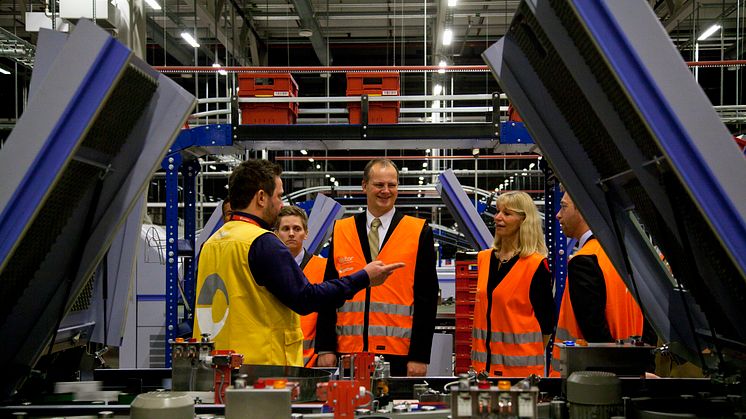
[221,198,232,219]
[228,159,282,210]
[275,205,309,231]
[362,158,399,182]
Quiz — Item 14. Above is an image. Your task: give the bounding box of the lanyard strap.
[230,213,261,227]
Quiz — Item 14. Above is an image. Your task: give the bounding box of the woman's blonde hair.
[492,191,548,258]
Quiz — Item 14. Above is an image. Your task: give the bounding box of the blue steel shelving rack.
[162,124,233,367]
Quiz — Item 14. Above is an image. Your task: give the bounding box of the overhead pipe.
[154,65,490,73]
[154,61,746,74]
[275,155,541,161]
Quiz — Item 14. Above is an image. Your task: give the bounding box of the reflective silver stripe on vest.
[338,301,414,316]
[471,350,545,367]
[472,327,543,344]
[551,356,561,372]
[337,324,412,339]
[555,328,575,343]
[303,338,315,351]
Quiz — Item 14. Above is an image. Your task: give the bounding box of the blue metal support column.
[180,160,200,324]
[543,161,567,374]
[163,153,182,368]
[161,124,233,367]
[542,161,568,318]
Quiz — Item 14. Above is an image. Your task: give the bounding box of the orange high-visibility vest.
[332,215,424,356]
[550,238,644,376]
[471,249,547,377]
[301,254,327,366]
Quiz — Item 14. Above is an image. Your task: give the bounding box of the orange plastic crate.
[346,72,400,124]
[241,104,297,125]
[238,73,298,97]
[348,102,400,124]
[346,72,400,96]
[238,73,299,125]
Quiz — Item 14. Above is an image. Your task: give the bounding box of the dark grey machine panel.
[483,0,746,373]
[0,20,195,397]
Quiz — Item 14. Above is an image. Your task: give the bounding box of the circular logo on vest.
[196,273,229,338]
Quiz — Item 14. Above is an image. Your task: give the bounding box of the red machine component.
[211,350,244,404]
[317,381,369,418]
[352,352,376,392]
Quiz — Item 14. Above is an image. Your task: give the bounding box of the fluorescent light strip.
[144,0,162,10]
[181,32,200,48]
[0,68,10,75]
[442,28,453,46]
[698,24,721,41]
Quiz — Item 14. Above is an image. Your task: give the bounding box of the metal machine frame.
[0,20,195,396]
[483,0,746,370]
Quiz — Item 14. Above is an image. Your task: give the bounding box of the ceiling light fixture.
[299,28,313,37]
[698,24,721,41]
[433,84,443,96]
[448,0,458,6]
[442,29,453,45]
[0,67,10,75]
[438,60,447,74]
[212,62,227,76]
[181,32,200,48]
[144,0,162,10]
[300,149,308,155]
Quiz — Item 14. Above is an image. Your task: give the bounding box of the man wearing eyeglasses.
[316,158,439,376]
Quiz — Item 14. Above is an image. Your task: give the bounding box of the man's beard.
[262,205,277,226]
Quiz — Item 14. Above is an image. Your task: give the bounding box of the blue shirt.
[234,212,370,315]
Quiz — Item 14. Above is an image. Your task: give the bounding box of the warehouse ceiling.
[0,0,744,247]
[1,1,744,86]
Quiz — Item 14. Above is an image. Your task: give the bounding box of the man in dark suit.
[315,158,438,376]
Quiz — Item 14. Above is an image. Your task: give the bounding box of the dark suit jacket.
[315,210,439,368]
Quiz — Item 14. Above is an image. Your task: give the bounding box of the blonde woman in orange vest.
[275,205,328,367]
[471,191,555,377]
[550,191,644,375]
[316,159,439,377]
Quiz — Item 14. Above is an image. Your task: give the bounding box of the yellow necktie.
[368,218,382,260]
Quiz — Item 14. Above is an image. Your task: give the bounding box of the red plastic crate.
[456,316,473,330]
[238,73,298,97]
[455,288,476,302]
[455,302,474,316]
[455,326,472,343]
[348,102,399,124]
[241,104,297,125]
[346,72,400,124]
[346,72,400,96]
[456,263,479,278]
[455,279,477,291]
[238,73,299,125]
[455,342,472,358]
[454,353,472,374]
